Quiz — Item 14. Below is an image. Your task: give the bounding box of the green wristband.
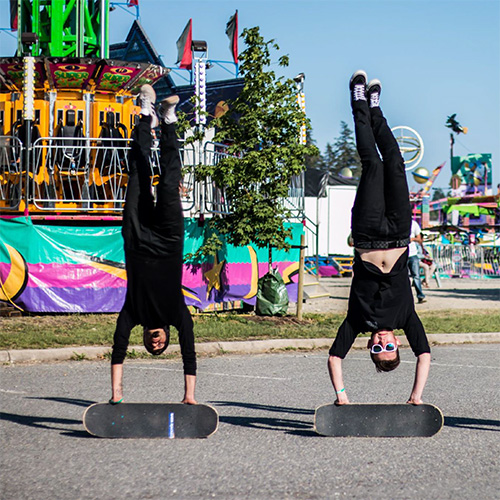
[336,388,345,394]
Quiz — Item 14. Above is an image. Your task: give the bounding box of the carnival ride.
[391,125,424,171]
[0,1,305,314]
[0,0,170,215]
[389,120,499,280]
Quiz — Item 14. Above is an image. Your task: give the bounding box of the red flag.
[127,0,139,6]
[176,19,193,70]
[225,11,238,64]
[10,0,18,30]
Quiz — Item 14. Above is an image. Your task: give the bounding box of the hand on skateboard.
[84,402,218,439]
[315,403,443,437]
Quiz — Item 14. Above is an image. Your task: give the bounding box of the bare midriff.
[356,247,407,274]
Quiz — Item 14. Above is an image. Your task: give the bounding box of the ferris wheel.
[391,126,424,171]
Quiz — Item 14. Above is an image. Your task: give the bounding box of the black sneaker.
[367,79,382,108]
[349,70,367,102]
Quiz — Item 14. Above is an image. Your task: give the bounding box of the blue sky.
[1,0,499,192]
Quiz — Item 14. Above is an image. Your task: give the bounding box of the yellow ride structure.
[0,0,168,215]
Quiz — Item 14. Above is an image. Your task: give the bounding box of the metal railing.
[1,135,305,220]
[201,141,305,218]
[0,135,197,213]
[31,136,132,211]
[286,171,305,219]
[428,244,499,279]
[202,142,233,215]
[0,136,24,211]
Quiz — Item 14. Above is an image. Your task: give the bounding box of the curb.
[1,332,499,364]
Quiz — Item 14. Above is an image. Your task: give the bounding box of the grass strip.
[0,309,499,350]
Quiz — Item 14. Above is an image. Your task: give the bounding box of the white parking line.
[349,356,498,369]
[129,365,289,381]
[0,389,27,395]
[426,362,499,369]
[437,347,500,351]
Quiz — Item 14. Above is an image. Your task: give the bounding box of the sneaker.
[418,297,427,304]
[139,84,159,128]
[367,79,382,108]
[158,95,180,124]
[349,70,367,102]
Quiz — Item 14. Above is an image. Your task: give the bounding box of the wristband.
[336,388,345,394]
[109,398,123,405]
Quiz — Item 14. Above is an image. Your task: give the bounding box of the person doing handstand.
[110,85,197,405]
[328,71,431,406]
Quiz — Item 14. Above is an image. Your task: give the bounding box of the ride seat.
[91,112,129,205]
[54,110,87,203]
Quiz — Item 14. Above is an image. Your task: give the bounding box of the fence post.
[480,247,484,279]
[296,233,305,320]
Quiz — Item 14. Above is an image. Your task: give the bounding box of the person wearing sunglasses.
[327,71,431,406]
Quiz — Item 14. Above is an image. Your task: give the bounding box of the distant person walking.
[408,219,426,303]
[420,247,437,288]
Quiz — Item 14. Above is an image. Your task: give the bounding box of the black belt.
[354,238,410,249]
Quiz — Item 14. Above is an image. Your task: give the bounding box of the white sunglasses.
[370,343,398,354]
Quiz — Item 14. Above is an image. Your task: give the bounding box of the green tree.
[195,27,318,259]
[305,129,322,170]
[316,122,360,178]
[330,121,361,181]
[432,187,447,200]
[319,142,335,171]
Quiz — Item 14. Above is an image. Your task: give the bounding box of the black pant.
[112,118,197,374]
[122,117,184,258]
[351,100,411,249]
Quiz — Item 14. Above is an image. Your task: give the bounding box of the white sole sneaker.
[159,95,180,124]
[349,70,367,90]
[139,84,159,127]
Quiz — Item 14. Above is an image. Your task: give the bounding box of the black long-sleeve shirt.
[110,120,196,375]
[111,250,197,375]
[329,249,430,358]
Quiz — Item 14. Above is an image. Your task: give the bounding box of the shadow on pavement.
[328,295,349,301]
[27,396,96,407]
[2,397,97,438]
[210,401,317,436]
[219,415,316,436]
[61,430,95,438]
[0,411,81,432]
[432,288,500,301]
[444,416,500,432]
[209,400,314,415]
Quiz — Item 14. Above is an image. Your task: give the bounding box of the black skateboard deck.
[314,403,443,437]
[83,403,218,439]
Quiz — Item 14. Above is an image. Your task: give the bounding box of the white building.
[304,169,357,257]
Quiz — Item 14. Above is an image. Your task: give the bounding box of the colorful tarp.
[445,204,494,216]
[451,154,492,196]
[0,217,302,313]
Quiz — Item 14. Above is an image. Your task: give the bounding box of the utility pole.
[21,32,38,214]
[193,40,208,221]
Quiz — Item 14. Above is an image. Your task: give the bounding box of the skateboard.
[83,402,218,439]
[314,403,443,437]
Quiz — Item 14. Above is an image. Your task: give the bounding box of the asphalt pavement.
[1,345,499,499]
[295,276,500,314]
[1,277,499,364]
